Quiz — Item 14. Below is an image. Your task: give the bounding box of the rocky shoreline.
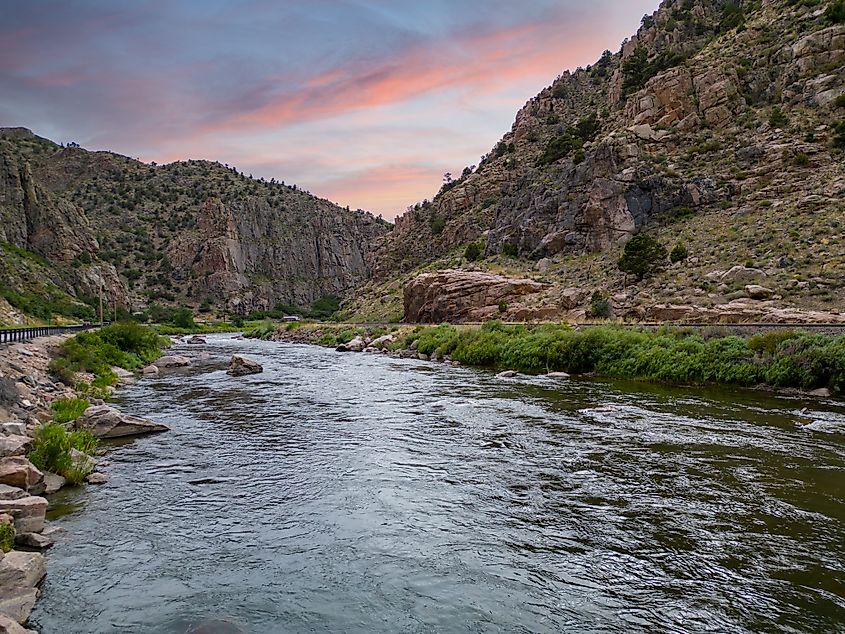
[0,335,226,633]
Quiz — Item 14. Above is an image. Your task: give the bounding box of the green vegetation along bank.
[258,321,845,397]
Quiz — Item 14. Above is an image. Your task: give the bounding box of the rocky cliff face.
[369,0,845,279]
[0,128,389,317]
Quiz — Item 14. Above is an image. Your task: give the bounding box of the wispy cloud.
[0,0,660,218]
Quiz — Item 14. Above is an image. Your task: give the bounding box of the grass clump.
[395,323,845,394]
[243,320,277,340]
[51,398,90,424]
[0,523,13,553]
[28,423,99,485]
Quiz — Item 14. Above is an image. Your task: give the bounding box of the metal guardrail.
[0,323,103,345]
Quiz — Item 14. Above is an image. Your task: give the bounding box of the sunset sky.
[2,0,659,219]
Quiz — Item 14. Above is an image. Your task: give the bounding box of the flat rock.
[110,366,135,384]
[0,551,46,589]
[75,404,169,438]
[0,497,47,534]
[42,472,65,495]
[154,355,191,369]
[0,590,39,628]
[809,388,831,398]
[0,436,31,459]
[0,424,26,437]
[0,459,43,494]
[496,371,519,379]
[86,472,108,485]
[226,356,263,377]
[141,365,160,376]
[547,372,571,379]
[14,531,53,550]
[745,284,774,300]
[0,486,26,502]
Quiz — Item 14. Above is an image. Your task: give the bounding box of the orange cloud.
[207,12,606,133]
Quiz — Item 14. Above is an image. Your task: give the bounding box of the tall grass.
[28,424,100,485]
[397,322,845,394]
[51,398,90,423]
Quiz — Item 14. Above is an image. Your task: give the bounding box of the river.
[29,334,845,633]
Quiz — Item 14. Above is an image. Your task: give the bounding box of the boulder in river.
[496,371,519,379]
[154,356,192,369]
[185,619,246,634]
[42,472,65,495]
[86,472,109,485]
[14,531,53,550]
[75,405,169,439]
[142,365,160,376]
[547,372,571,379]
[187,336,207,345]
[226,356,263,377]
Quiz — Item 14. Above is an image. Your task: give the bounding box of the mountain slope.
[356,0,845,322]
[0,128,389,322]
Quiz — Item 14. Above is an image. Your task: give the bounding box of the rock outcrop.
[404,270,546,323]
[74,405,169,438]
[0,127,390,318]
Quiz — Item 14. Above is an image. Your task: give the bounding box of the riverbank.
[253,321,844,398]
[0,324,209,632]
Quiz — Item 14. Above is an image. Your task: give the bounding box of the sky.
[1,0,659,219]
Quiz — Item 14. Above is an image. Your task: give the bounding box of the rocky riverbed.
[0,335,260,632]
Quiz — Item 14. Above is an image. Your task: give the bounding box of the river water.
[29,335,845,633]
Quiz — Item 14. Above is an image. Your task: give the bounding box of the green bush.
[51,398,90,424]
[825,0,845,23]
[0,523,13,553]
[618,233,667,280]
[464,242,483,262]
[670,243,689,263]
[49,321,167,385]
[243,320,276,340]
[769,106,789,129]
[309,295,341,320]
[622,46,685,96]
[429,214,446,235]
[28,423,99,483]
[832,121,845,149]
[171,308,195,329]
[502,242,519,258]
[590,291,612,318]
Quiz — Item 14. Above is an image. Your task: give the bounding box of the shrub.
[590,291,612,318]
[769,106,789,128]
[622,46,685,96]
[0,523,13,553]
[502,242,519,258]
[826,0,845,23]
[793,152,810,167]
[309,295,341,320]
[834,94,845,109]
[833,121,845,149]
[243,320,276,340]
[464,242,482,262]
[231,315,245,328]
[171,308,195,329]
[618,233,667,280]
[51,398,90,424]
[498,302,508,314]
[430,214,446,235]
[670,243,689,263]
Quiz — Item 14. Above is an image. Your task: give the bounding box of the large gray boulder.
[0,591,39,629]
[75,405,169,439]
[226,356,263,377]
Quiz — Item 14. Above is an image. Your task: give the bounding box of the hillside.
[352,0,845,323]
[0,128,389,324]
